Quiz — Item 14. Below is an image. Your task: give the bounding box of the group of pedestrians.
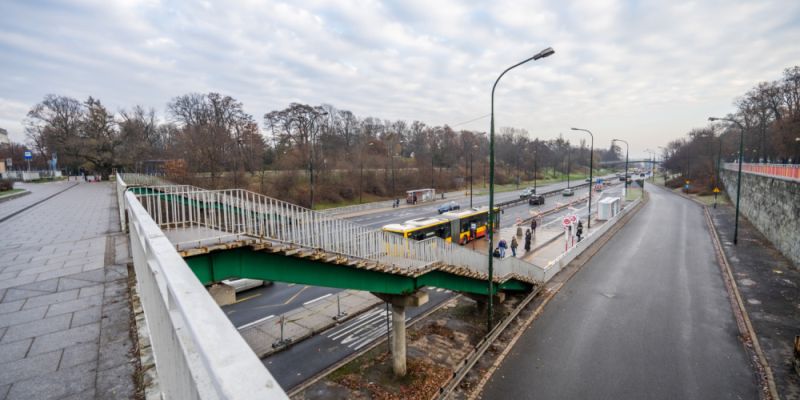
[494,217,539,259]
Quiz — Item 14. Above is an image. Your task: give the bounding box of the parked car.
[584,177,591,182]
[438,201,461,214]
[519,187,536,199]
[640,173,645,177]
[528,194,545,205]
[562,188,575,197]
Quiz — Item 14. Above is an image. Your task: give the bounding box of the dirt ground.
[292,294,527,400]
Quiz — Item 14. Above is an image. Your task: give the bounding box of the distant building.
[0,128,9,146]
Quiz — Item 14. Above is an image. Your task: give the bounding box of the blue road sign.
[24,151,32,160]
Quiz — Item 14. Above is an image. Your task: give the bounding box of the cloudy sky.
[1,0,799,157]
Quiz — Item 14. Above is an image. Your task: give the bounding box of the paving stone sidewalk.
[0,180,77,221]
[0,182,136,400]
[709,204,800,399]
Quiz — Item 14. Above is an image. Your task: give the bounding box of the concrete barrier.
[125,191,288,399]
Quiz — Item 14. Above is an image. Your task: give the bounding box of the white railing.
[132,185,548,284]
[126,190,289,400]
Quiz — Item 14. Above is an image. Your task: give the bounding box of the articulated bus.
[381,207,500,244]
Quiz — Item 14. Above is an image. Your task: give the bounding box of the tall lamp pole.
[487,46,554,332]
[709,116,745,245]
[533,139,539,193]
[613,139,629,192]
[571,128,594,228]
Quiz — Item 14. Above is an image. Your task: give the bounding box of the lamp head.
[533,47,555,60]
[708,117,718,122]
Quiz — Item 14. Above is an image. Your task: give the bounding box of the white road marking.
[237,314,275,330]
[303,293,332,306]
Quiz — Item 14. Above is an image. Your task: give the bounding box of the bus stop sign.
[24,151,32,160]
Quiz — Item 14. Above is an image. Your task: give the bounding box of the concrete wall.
[721,168,800,267]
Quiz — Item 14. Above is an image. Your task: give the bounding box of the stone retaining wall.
[720,168,800,267]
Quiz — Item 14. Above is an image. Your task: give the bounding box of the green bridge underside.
[184,247,532,296]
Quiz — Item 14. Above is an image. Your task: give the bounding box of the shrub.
[0,179,14,191]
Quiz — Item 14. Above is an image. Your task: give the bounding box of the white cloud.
[0,0,798,156]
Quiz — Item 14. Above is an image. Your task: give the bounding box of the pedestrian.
[511,236,518,257]
[576,220,584,242]
[498,238,507,258]
[413,194,417,205]
[524,229,532,252]
[530,218,538,238]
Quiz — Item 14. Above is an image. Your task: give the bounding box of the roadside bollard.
[333,293,348,321]
[272,315,293,349]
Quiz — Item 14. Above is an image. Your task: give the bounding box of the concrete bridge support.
[373,290,429,377]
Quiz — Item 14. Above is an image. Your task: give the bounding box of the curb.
[0,182,79,224]
[0,190,30,204]
[702,207,778,400]
[462,192,649,400]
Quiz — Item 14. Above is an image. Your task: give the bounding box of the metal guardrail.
[496,181,593,209]
[723,162,800,181]
[125,189,289,400]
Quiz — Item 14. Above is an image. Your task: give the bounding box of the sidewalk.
[0,181,77,222]
[238,290,382,358]
[708,203,800,398]
[0,182,136,400]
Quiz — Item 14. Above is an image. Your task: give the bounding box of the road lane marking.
[237,314,275,330]
[234,292,262,304]
[283,285,309,305]
[303,293,332,306]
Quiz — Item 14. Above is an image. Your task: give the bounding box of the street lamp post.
[470,144,479,208]
[571,128,594,228]
[613,139,629,194]
[709,116,745,245]
[533,139,539,193]
[487,47,554,332]
[359,142,374,203]
[309,111,328,209]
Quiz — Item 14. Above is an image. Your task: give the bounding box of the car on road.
[519,187,536,199]
[437,201,461,214]
[584,177,591,182]
[562,188,575,197]
[640,173,645,177]
[528,194,545,205]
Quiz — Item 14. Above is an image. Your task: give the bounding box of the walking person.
[530,217,538,238]
[524,229,532,252]
[576,220,584,242]
[498,238,508,258]
[510,236,518,257]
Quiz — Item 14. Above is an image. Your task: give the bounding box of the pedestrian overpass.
[117,174,547,399]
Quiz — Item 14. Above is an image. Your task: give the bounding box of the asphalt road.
[222,283,341,328]
[261,287,454,390]
[481,185,758,399]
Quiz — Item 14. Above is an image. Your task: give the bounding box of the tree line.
[662,65,800,192]
[3,93,619,207]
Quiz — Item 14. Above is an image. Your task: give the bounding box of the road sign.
[562,217,571,227]
[24,151,32,160]
[570,215,578,224]
[713,187,720,193]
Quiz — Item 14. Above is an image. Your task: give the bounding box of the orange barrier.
[724,163,800,180]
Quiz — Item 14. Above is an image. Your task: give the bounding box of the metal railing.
[125,190,289,400]
[723,162,800,181]
[132,184,547,283]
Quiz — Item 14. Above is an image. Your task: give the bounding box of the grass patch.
[0,188,25,197]
[29,177,66,183]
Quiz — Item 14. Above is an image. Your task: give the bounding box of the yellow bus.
[381,207,499,244]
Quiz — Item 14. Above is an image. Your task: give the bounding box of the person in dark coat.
[530,218,538,237]
[524,229,532,252]
[576,220,584,242]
